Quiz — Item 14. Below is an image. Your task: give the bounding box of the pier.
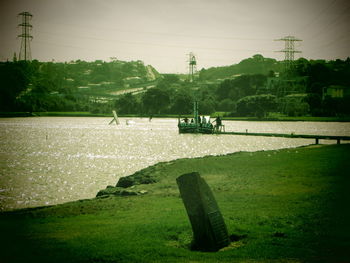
[218,131,350,144]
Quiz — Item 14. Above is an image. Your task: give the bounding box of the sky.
[0,0,349,73]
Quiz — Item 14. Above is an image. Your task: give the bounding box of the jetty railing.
[217,131,350,144]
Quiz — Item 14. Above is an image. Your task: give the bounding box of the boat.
[178,101,214,134]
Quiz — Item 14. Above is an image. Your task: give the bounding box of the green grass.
[1,144,350,262]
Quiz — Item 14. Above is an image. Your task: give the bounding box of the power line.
[35,30,274,54]
[296,0,338,34]
[32,40,232,63]
[308,4,350,39]
[308,33,350,52]
[39,20,272,42]
[307,42,350,57]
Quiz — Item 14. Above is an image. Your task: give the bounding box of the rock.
[120,190,138,196]
[116,169,157,188]
[96,187,123,197]
[96,186,148,197]
[139,176,156,184]
[116,177,135,188]
[114,161,174,188]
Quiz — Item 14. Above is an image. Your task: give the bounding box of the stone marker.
[176,172,230,251]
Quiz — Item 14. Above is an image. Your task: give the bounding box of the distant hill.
[199,54,283,80]
[0,58,162,112]
[39,59,161,98]
[64,59,161,88]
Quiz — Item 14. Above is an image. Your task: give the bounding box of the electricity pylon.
[18,11,33,61]
[275,35,302,70]
[188,52,197,82]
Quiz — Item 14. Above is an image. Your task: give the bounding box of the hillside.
[199,54,283,80]
[1,55,350,117]
[0,59,161,113]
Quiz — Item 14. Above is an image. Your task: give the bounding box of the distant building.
[322,85,350,99]
[266,76,307,97]
[123,76,142,85]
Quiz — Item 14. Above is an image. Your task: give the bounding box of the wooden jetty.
[178,102,350,144]
[217,131,350,144]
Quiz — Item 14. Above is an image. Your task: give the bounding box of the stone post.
[176,172,230,251]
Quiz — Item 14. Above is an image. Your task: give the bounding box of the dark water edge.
[2,111,350,122]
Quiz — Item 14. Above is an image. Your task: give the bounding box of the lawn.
[0,144,349,262]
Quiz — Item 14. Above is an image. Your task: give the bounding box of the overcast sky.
[1,0,349,73]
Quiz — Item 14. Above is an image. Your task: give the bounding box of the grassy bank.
[1,144,350,262]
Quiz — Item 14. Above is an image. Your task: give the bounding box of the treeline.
[115,56,350,117]
[0,59,159,113]
[1,55,350,117]
[115,73,280,118]
[291,58,350,116]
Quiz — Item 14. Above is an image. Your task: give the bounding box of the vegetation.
[0,59,160,114]
[1,55,350,118]
[1,144,349,262]
[199,54,281,80]
[236,94,277,118]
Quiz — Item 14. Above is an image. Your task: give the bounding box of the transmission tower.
[188,52,197,82]
[275,35,302,70]
[18,11,33,61]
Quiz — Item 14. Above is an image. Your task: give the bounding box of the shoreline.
[2,144,330,214]
[0,143,322,213]
[1,111,350,122]
[1,144,349,262]
[95,143,327,197]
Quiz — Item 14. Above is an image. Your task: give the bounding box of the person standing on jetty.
[214,116,222,132]
[197,115,201,126]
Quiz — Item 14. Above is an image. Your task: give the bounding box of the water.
[0,117,349,211]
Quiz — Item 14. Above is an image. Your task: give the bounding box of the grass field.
[1,144,349,262]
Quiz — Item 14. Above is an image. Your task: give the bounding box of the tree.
[171,90,193,114]
[305,93,322,116]
[115,93,140,114]
[216,79,239,101]
[217,98,236,112]
[0,61,32,111]
[281,95,309,117]
[199,99,216,115]
[216,74,267,101]
[293,58,310,76]
[142,88,170,114]
[161,74,180,84]
[237,94,277,118]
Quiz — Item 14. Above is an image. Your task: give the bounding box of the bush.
[237,94,277,117]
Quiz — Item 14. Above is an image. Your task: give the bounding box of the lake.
[1,117,349,211]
